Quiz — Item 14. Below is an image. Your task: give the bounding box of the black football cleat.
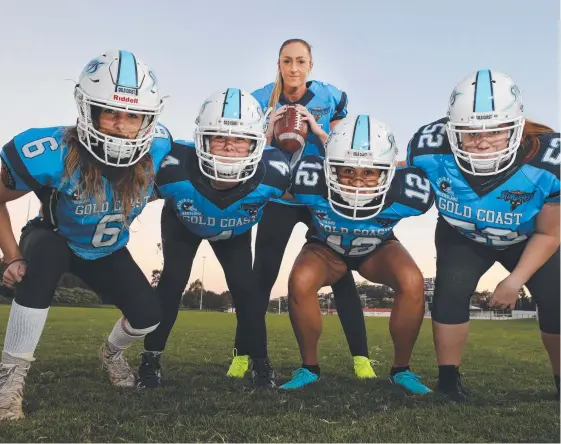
[137,352,164,389]
[251,358,276,388]
[436,368,469,403]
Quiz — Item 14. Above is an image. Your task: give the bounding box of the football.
[273,105,309,153]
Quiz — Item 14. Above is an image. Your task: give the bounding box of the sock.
[438,365,459,381]
[107,317,145,351]
[144,350,163,356]
[554,374,559,396]
[3,300,49,361]
[391,366,411,376]
[302,364,320,377]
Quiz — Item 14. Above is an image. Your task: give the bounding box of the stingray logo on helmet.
[503,84,524,112]
[74,50,165,168]
[194,88,267,183]
[84,59,104,75]
[449,88,462,107]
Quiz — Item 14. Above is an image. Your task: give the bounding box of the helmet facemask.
[325,155,396,220]
[195,126,264,182]
[446,118,524,176]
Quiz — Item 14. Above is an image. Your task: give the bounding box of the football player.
[138,89,289,389]
[407,70,560,401]
[0,50,171,420]
[280,115,434,394]
[250,38,373,380]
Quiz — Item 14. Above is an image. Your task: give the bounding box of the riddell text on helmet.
[113,94,139,104]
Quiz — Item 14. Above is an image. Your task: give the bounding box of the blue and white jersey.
[407,117,560,248]
[253,80,347,205]
[155,141,290,240]
[291,155,435,257]
[253,80,347,165]
[0,124,172,259]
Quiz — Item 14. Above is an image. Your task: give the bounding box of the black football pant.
[432,216,560,334]
[15,219,160,329]
[144,204,267,358]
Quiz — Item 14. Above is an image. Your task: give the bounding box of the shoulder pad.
[290,155,327,198]
[155,141,191,188]
[261,146,291,192]
[1,126,68,191]
[388,167,435,214]
[251,83,275,111]
[525,132,561,178]
[407,117,451,167]
[150,123,173,172]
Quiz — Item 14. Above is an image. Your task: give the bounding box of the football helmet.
[325,115,397,220]
[74,49,165,167]
[194,88,267,182]
[446,69,525,176]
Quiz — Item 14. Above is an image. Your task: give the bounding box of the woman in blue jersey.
[240,38,375,381]
[407,70,560,401]
[137,89,289,389]
[280,115,433,394]
[0,50,171,421]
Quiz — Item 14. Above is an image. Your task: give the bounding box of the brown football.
[273,106,309,153]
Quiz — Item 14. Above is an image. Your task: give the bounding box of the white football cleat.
[0,354,31,421]
[100,341,136,388]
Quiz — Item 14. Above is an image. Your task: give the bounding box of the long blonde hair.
[267,38,313,111]
[62,127,154,222]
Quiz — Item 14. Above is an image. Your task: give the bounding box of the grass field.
[0,306,558,443]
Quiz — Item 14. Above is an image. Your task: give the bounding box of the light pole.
[199,256,206,310]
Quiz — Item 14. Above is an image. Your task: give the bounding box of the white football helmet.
[325,115,397,220]
[194,88,267,182]
[74,50,165,167]
[446,70,525,176]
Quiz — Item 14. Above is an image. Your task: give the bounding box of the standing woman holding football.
[227,38,375,381]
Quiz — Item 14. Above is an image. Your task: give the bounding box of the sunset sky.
[2,0,557,297]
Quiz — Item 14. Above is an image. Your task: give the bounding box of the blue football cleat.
[280,368,319,390]
[390,370,432,395]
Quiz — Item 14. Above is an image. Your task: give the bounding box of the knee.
[124,318,160,335]
[396,269,425,305]
[127,299,162,330]
[431,292,470,324]
[288,267,318,304]
[538,310,560,335]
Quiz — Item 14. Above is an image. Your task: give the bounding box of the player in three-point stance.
[137,89,290,388]
[407,69,560,401]
[0,50,172,420]
[280,114,434,394]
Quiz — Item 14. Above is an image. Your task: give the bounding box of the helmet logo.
[84,59,104,75]
[449,89,462,106]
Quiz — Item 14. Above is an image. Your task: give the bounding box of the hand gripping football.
[273,106,309,153]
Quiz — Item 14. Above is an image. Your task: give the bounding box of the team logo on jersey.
[177,199,201,216]
[84,59,104,75]
[373,217,395,227]
[498,190,535,211]
[239,203,261,216]
[309,107,330,121]
[436,177,456,200]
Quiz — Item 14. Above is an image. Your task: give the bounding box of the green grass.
[0,306,558,442]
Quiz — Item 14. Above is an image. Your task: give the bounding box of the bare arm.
[509,203,560,286]
[0,179,29,262]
